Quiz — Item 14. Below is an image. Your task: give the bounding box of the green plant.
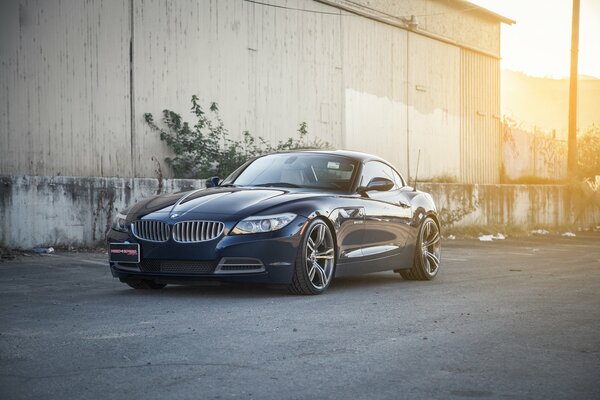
[437,205,476,227]
[578,124,600,180]
[144,95,329,179]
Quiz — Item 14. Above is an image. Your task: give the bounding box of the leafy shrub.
[144,95,329,179]
[578,124,600,180]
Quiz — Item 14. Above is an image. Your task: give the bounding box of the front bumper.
[108,216,307,285]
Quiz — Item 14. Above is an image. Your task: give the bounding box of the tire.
[123,279,167,290]
[289,219,336,295]
[399,216,441,281]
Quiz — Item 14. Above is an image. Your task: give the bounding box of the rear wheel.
[123,279,167,290]
[399,217,441,280]
[289,219,336,295]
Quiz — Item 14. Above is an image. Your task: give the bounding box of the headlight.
[231,213,296,235]
[112,211,128,232]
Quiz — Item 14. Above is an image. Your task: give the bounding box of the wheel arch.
[426,211,441,232]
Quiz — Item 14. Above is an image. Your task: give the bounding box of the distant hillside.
[501,69,600,138]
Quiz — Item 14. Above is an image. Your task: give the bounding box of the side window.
[391,168,406,188]
[361,161,400,190]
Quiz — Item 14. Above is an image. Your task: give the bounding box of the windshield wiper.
[218,183,238,187]
[253,182,301,188]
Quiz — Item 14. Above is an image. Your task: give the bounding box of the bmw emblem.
[170,213,179,219]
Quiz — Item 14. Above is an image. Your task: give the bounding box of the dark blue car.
[107,150,441,295]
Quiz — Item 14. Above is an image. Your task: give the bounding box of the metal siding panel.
[0,0,132,176]
[342,16,408,174]
[460,49,500,183]
[133,0,343,178]
[406,33,460,181]
[319,0,501,56]
[1,0,502,181]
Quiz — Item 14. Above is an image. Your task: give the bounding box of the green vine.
[144,95,329,179]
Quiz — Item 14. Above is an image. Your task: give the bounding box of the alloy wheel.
[419,218,441,276]
[305,222,335,289]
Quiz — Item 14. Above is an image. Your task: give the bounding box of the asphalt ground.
[1,234,599,400]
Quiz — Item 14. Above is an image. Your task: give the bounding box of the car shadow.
[112,271,415,299]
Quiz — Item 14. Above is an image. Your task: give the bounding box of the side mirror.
[358,177,394,195]
[206,176,220,188]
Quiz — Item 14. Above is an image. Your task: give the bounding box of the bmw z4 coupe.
[107,150,441,295]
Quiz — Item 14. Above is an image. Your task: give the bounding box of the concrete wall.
[1,0,504,183]
[2,175,598,249]
[420,182,599,228]
[0,175,203,249]
[502,127,567,181]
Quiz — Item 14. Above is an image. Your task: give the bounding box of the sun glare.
[473,0,600,79]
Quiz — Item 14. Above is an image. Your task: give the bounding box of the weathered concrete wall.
[420,182,600,228]
[2,176,598,249]
[502,127,567,181]
[0,175,203,249]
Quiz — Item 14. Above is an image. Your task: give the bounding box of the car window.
[391,168,406,188]
[226,153,358,192]
[360,161,401,190]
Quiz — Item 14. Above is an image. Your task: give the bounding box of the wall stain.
[92,187,116,242]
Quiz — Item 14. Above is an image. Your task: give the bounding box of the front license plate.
[109,243,140,263]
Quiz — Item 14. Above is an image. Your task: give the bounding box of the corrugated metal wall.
[0,0,504,183]
[0,0,132,177]
[460,49,501,184]
[132,0,343,177]
[342,16,408,173]
[407,32,460,181]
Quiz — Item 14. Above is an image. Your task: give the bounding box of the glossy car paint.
[107,150,438,286]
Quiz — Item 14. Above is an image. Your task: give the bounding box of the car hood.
[126,187,328,221]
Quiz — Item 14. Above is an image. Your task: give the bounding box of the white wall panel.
[0,0,132,176]
[0,0,502,183]
[342,16,409,175]
[460,49,501,184]
[132,0,343,177]
[319,0,502,56]
[407,33,461,181]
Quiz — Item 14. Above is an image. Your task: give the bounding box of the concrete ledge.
[1,176,599,248]
[0,175,203,249]
[420,182,600,228]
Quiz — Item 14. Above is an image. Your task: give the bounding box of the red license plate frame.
[109,243,141,263]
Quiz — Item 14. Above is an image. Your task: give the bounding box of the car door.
[358,161,413,267]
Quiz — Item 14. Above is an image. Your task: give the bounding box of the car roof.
[272,149,391,164]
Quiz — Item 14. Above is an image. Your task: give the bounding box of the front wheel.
[399,216,441,280]
[289,219,336,295]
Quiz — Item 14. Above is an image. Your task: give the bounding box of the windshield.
[223,153,358,192]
